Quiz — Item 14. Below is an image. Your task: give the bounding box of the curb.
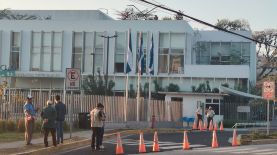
[14,128,185,155]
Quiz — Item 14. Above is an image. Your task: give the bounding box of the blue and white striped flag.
[125,29,133,74]
[138,32,145,75]
[148,33,154,75]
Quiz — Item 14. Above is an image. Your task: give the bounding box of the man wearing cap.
[23,95,36,145]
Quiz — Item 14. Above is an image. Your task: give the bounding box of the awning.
[220,86,263,99]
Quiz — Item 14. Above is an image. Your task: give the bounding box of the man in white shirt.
[195,106,203,129]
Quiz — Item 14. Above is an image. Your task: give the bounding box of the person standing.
[55,95,66,144]
[206,106,215,129]
[99,104,106,149]
[23,95,36,145]
[195,106,203,129]
[90,103,104,151]
[41,100,57,147]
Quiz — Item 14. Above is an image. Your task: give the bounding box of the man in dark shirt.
[54,95,66,144]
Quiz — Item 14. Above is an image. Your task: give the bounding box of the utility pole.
[100,35,117,96]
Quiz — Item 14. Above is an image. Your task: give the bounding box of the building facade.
[0,10,256,93]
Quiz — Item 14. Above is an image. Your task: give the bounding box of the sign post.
[262,81,275,135]
[65,68,81,138]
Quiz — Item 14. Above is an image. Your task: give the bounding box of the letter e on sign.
[65,68,80,90]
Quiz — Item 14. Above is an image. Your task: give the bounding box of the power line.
[137,0,277,49]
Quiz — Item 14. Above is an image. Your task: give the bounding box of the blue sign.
[0,65,16,77]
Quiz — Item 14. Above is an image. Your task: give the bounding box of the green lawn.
[0,132,42,143]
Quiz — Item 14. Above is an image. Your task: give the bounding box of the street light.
[100,34,117,96]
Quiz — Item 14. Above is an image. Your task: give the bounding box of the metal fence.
[0,89,182,123]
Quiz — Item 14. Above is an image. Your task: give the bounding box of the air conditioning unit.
[178,67,184,74]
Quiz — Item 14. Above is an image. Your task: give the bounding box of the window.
[31,32,62,71]
[94,32,104,74]
[72,32,83,70]
[195,41,251,65]
[136,32,147,74]
[84,32,93,73]
[114,32,126,73]
[53,32,62,71]
[10,32,21,70]
[158,33,185,74]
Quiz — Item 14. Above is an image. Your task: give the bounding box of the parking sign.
[65,68,81,90]
[263,81,275,100]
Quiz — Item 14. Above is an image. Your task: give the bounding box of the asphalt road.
[55,130,250,155]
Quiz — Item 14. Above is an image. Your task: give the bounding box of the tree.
[116,7,155,20]
[215,19,251,31]
[253,29,277,81]
[0,9,51,20]
[166,83,180,92]
[82,70,115,96]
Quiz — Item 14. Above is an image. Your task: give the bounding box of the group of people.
[23,94,106,150]
[196,106,215,129]
[23,95,66,147]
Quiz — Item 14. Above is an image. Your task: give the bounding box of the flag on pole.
[148,33,154,75]
[138,32,145,75]
[125,29,133,74]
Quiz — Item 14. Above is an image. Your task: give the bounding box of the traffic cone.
[198,120,203,131]
[214,122,218,131]
[183,130,190,150]
[192,120,197,130]
[203,121,207,131]
[139,132,146,153]
[116,132,124,155]
[209,121,213,131]
[211,130,219,148]
[232,129,239,147]
[220,121,224,131]
[152,131,160,152]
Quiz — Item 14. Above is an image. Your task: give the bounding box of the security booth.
[162,92,226,127]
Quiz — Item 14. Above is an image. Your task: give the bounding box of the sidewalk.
[0,130,93,149]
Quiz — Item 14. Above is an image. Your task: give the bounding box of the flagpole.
[125,75,128,122]
[148,75,152,121]
[137,70,140,122]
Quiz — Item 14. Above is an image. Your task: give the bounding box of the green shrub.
[6,120,16,131]
[17,119,25,132]
[0,120,6,133]
[34,120,43,132]
[63,121,69,131]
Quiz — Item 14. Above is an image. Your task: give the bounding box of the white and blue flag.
[148,33,154,75]
[125,29,133,74]
[138,32,145,75]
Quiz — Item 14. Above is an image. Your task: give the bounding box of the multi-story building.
[0,10,258,122]
[0,10,256,91]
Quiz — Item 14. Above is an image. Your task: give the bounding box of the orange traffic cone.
[192,120,197,130]
[209,121,213,131]
[116,132,124,155]
[214,122,218,131]
[220,121,224,131]
[183,130,190,150]
[211,130,219,148]
[139,132,146,153]
[198,120,203,131]
[203,121,207,131]
[232,129,239,147]
[152,131,160,152]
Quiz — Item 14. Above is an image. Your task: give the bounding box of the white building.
[0,10,257,121]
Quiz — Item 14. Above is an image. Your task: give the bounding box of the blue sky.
[0,0,276,31]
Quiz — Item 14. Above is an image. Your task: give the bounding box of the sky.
[0,0,276,31]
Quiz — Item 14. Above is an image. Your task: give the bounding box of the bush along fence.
[0,89,182,123]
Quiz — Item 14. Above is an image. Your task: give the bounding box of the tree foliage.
[253,29,277,81]
[116,7,156,20]
[0,9,51,20]
[215,19,251,31]
[82,70,115,96]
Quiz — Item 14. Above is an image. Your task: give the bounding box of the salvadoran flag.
[138,32,145,75]
[125,29,133,74]
[148,33,154,75]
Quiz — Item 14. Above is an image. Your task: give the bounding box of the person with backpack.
[90,103,104,151]
[41,100,57,147]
